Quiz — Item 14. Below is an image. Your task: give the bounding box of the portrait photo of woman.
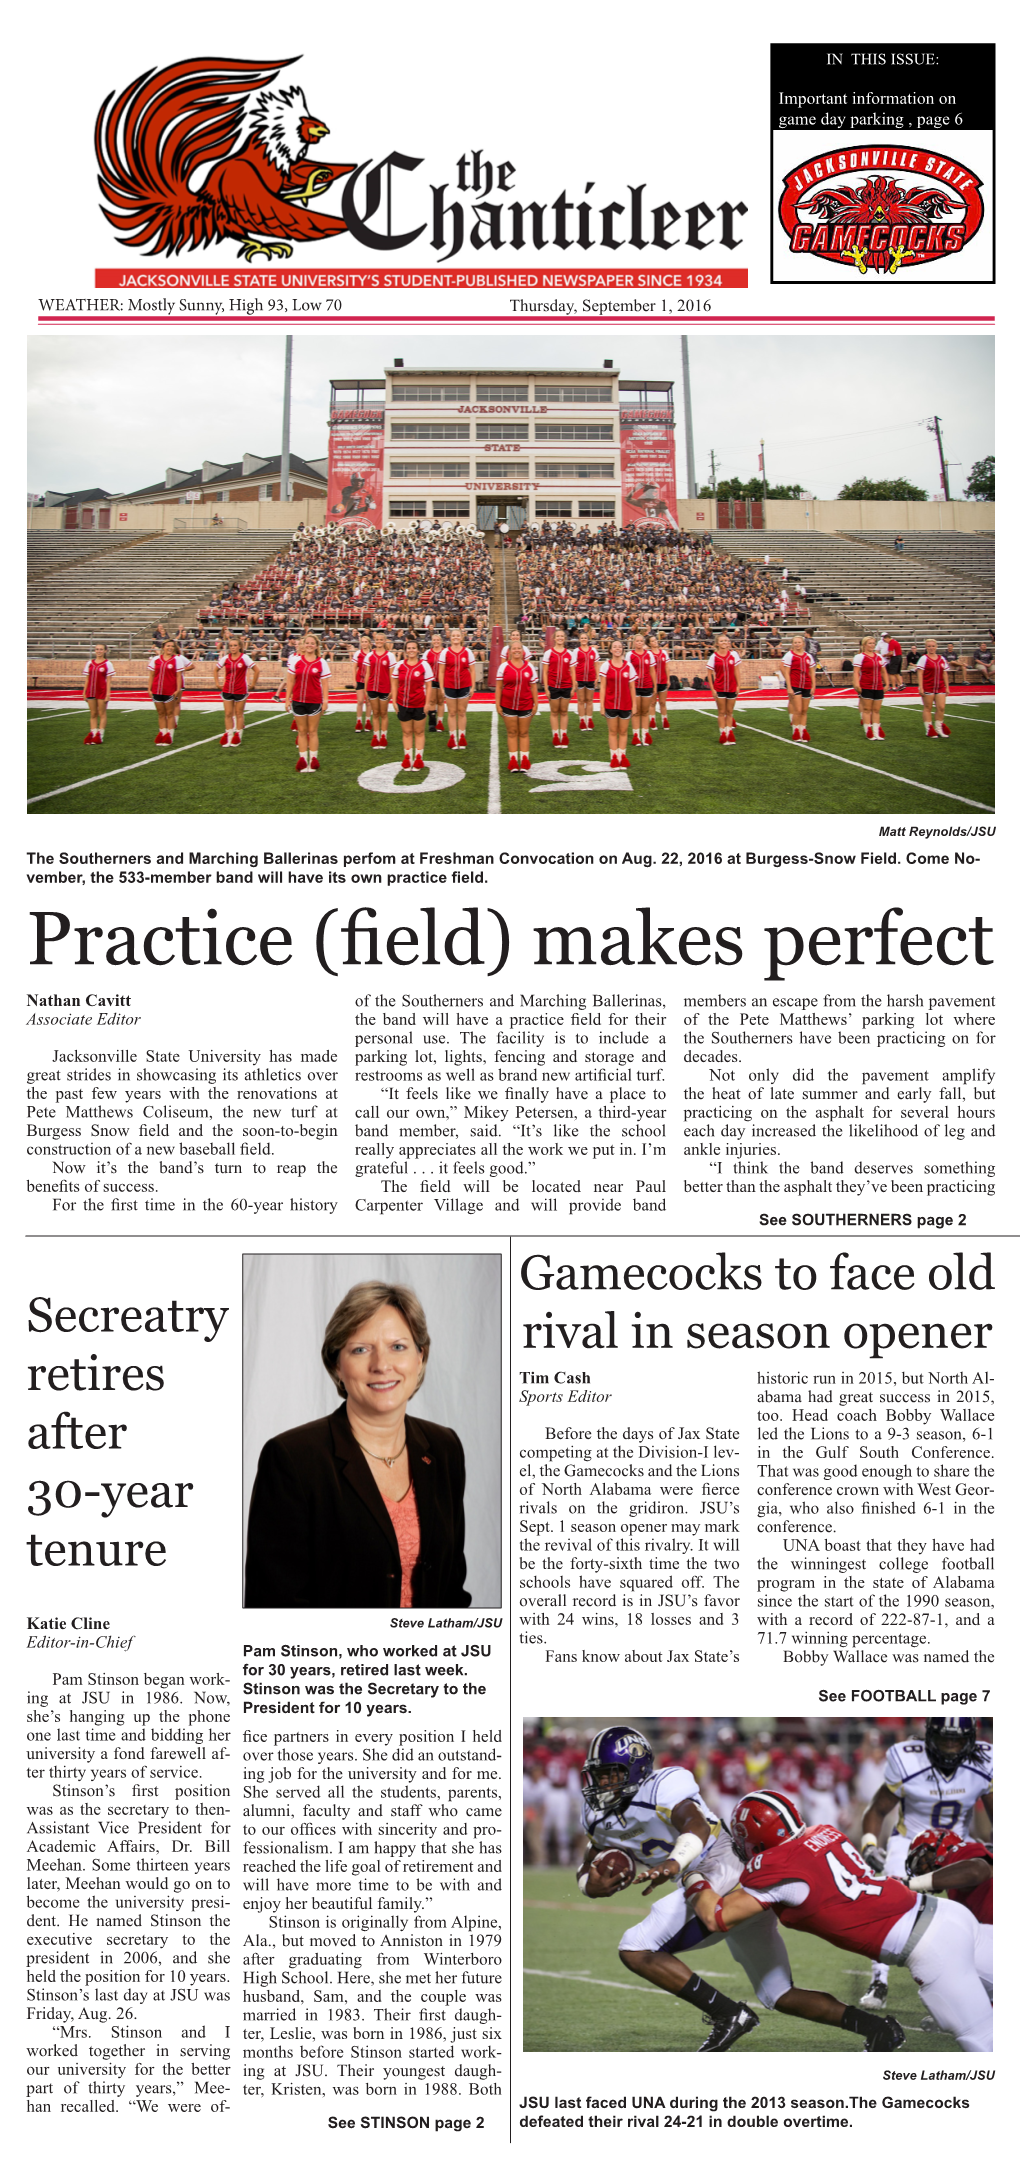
[242,1254,501,1609]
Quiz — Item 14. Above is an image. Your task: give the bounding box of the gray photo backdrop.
[242,1251,501,1606]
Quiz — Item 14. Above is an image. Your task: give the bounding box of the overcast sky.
[28,331,992,500]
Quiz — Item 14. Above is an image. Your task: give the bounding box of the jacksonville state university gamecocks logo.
[95,55,354,261]
[779,148,984,274]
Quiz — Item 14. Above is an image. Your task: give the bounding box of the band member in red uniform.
[497,632,536,774]
[782,635,815,742]
[599,639,637,770]
[543,627,576,749]
[692,1790,992,2051]
[572,629,599,733]
[353,633,370,733]
[708,635,740,746]
[904,1829,992,1927]
[649,632,671,730]
[425,632,445,733]
[149,639,190,746]
[853,637,889,740]
[82,644,114,745]
[216,634,259,748]
[628,630,657,748]
[440,628,474,749]
[285,635,330,774]
[918,640,951,738]
[392,637,431,770]
[365,631,396,749]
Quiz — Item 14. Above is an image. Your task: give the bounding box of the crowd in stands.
[515,520,808,654]
[191,522,491,659]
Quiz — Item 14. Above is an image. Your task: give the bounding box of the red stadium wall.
[619,408,678,530]
[327,407,386,529]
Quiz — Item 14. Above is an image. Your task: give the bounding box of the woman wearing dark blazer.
[244,1281,470,1609]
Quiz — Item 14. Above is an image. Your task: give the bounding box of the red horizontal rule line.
[92,266,749,290]
[41,313,995,325]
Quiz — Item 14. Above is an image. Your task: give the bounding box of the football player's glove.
[859,1834,886,1872]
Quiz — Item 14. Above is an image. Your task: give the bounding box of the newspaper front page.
[17,8,1008,2162]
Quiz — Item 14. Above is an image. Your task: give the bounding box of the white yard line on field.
[487,705,501,815]
[734,719,994,811]
[27,710,281,804]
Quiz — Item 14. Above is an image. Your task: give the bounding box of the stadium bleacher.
[27,532,289,656]
[712,529,994,655]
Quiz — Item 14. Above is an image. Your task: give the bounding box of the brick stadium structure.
[27,363,993,694]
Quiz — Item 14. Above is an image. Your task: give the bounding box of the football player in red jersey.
[904,1827,993,1927]
[918,640,952,738]
[82,643,114,745]
[692,1790,992,2051]
[707,634,740,745]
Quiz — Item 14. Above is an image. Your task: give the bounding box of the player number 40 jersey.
[884,1738,992,1841]
[581,1764,720,1863]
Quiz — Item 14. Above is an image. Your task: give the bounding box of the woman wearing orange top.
[285,634,330,774]
[497,632,537,774]
[781,634,815,743]
[216,634,259,749]
[707,634,741,747]
[853,637,889,742]
[572,628,598,733]
[82,644,114,746]
[649,632,671,731]
[628,630,657,748]
[392,637,431,771]
[599,639,637,771]
[543,627,576,749]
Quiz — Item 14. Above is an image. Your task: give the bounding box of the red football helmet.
[730,1790,805,1862]
[905,1826,967,1877]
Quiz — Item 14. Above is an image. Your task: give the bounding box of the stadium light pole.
[680,336,696,500]
[927,414,951,500]
[280,336,293,513]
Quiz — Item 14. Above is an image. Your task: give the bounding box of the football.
[593,1848,635,1890]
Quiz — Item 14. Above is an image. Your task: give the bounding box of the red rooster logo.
[95,56,354,260]
[803,175,958,274]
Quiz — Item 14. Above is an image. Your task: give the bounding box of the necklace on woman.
[359,1440,407,1469]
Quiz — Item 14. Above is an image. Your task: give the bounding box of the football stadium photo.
[28,334,993,818]
[523,1715,992,2054]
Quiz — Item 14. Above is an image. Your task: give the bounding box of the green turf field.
[28,700,993,818]
[523,1868,965,2053]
